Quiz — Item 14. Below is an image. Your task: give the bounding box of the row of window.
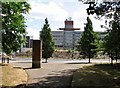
[53,35,63,37]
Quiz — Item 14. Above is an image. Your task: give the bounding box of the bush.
[25,50,32,53]
[67,49,73,53]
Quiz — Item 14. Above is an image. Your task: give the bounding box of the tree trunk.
[88,57,90,63]
[45,58,48,63]
[88,45,91,63]
[2,57,4,63]
[111,57,113,66]
[7,58,9,63]
[115,51,118,63]
[71,54,74,60]
[88,51,91,63]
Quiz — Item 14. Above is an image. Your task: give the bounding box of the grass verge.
[0,63,27,87]
[72,63,120,88]
[15,56,32,58]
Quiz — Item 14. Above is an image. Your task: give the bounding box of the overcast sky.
[26,0,106,39]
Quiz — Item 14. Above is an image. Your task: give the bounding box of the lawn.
[72,63,120,88]
[0,63,27,87]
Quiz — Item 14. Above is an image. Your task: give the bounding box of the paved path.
[9,58,113,88]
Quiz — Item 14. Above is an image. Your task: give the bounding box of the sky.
[26,0,107,39]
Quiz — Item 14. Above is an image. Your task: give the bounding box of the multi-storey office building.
[52,18,81,49]
[23,36,33,48]
[39,18,81,49]
[40,18,106,49]
[52,19,106,49]
[52,31,83,49]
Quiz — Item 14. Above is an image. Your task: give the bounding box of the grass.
[0,63,27,87]
[15,55,32,58]
[72,63,120,88]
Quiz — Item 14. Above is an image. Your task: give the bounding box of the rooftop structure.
[57,18,80,49]
[59,18,80,31]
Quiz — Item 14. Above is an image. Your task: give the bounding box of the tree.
[85,1,120,33]
[77,17,98,63]
[104,21,120,64]
[79,0,120,64]
[79,1,120,20]
[40,18,55,63]
[2,2,31,55]
[0,2,2,52]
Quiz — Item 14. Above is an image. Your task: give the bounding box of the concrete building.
[52,18,106,49]
[23,36,33,48]
[20,35,33,52]
[39,18,106,49]
[52,18,81,49]
[52,31,83,49]
[52,31,64,48]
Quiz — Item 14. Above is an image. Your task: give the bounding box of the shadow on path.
[2,69,77,88]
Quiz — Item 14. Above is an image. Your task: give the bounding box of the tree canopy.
[80,1,120,19]
[79,0,120,64]
[80,1,120,28]
[77,17,98,63]
[40,18,55,63]
[104,21,120,58]
[2,2,31,54]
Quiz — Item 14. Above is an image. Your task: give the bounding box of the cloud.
[28,1,68,21]
[28,19,34,22]
[71,4,106,32]
[31,16,43,20]
[26,27,40,39]
[71,5,88,30]
[73,8,87,19]
[26,0,106,39]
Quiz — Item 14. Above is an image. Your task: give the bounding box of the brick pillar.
[32,40,42,68]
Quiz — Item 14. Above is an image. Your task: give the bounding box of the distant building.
[52,31,83,49]
[23,36,33,48]
[40,18,106,49]
[50,18,80,49]
[20,35,33,52]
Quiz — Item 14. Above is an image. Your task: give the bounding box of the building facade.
[52,18,81,49]
[52,18,106,49]
[52,31,83,49]
[23,36,33,48]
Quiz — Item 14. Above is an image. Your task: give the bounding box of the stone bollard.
[32,40,42,68]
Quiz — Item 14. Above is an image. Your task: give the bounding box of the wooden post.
[32,40,42,68]
[7,58,9,63]
[2,57,4,63]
